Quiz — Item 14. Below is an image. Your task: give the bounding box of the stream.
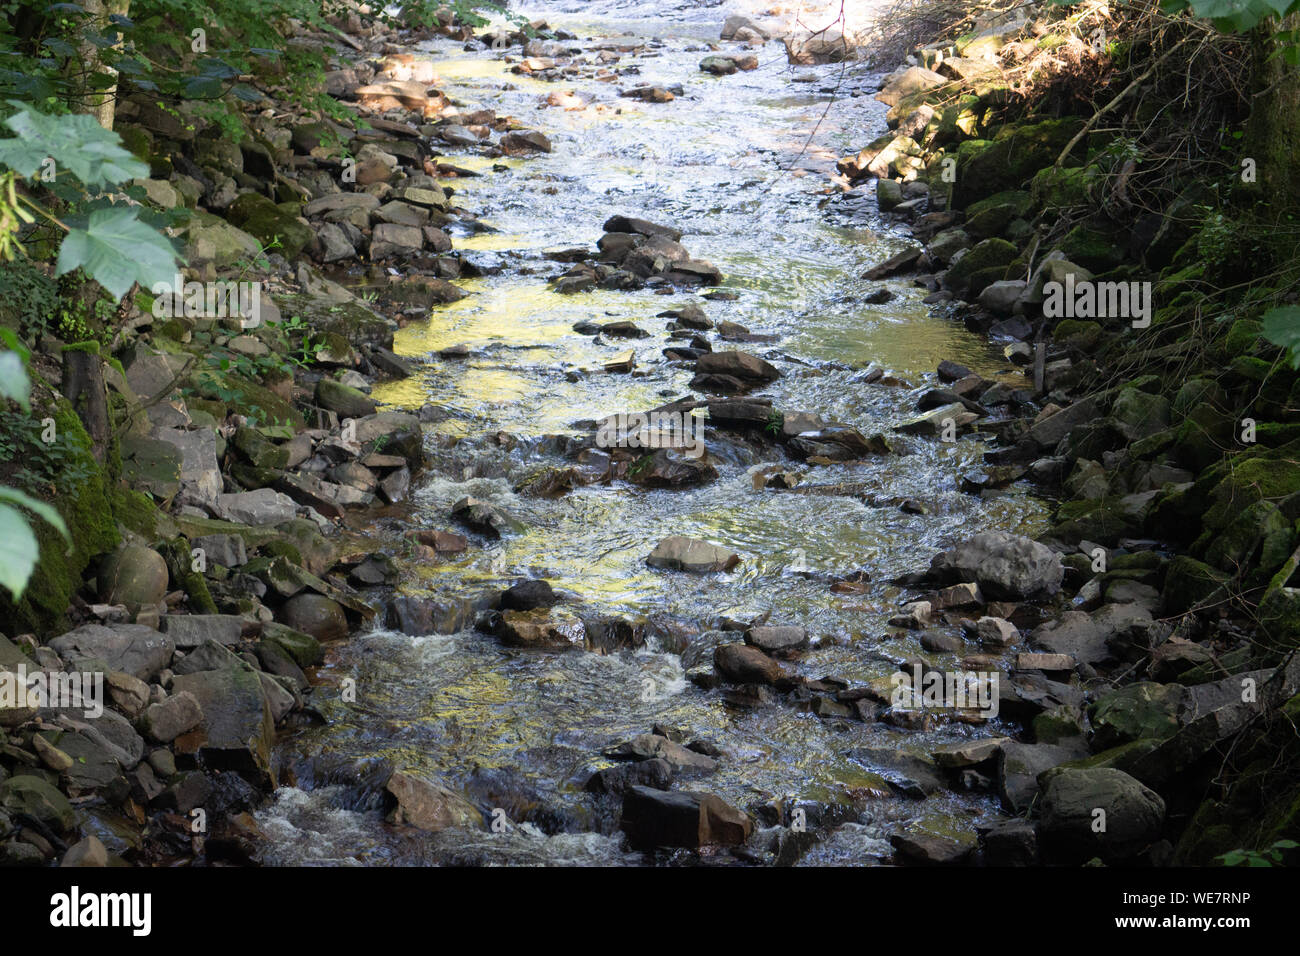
[256,0,1050,866]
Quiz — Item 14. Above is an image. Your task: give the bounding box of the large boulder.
[646,536,739,573]
[929,532,1063,600]
[48,623,175,682]
[170,664,276,786]
[1038,767,1165,862]
[385,771,482,831]
[621,785,752,848]
[97,545,168,614]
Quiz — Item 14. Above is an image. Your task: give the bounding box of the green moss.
[0,399,119,636]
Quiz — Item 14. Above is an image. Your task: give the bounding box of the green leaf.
[0,100,147,186]
[0,502,40,599]
[55,205,180,301]
[0,349,30,410]
[0,485,69,540]
[1261,306,1300,369]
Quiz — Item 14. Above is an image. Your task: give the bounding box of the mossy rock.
[232,425,289,470]
[1111,386,1170,441]
[261,622,324,667]
[964,189,1032,239]
[1059,221,1126,271]
[0,399,120,636]
[1089,682,1184,750]
[947,237,1017,287]
[273,294,395,351]
[1162,555,1230,614]
[225,193,312,260]
[1203,499,1293,583]
[1053,319,1102,352]
[1030,164,1096,211]
[952,117,1086,209]
[1223,319,1264,358]
[1203,457,1300,531]
[1059,738,1162,778]
[1172,799,1240,865]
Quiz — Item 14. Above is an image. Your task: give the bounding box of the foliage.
[1260,306,1300,367]
[0,100,179,299]
[0,332,69,599]
[1218,839,1299,865]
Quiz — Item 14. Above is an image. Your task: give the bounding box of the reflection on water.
[260,2,1043,866]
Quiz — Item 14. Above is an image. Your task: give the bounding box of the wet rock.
[890,829,975,865]
[385,771,482,831]
[500,130,552,153]
[489,609,582,649]
[713,643,795,688]
[1039,767,1165,863]
[621,785,753,848]
[932,738,1008,769]
[501,579,558,611]
[744,626,808,657]
[451,496,524,538]
[700,55,738,75]
[603,734,717,772]
[691,350,780,393]
[627,448,718,488]
[976,616,1020,647]
[585,757,674,795]
[278,594,348,642]
[980,818,1039,865]
[60,835,109,868]
[646,536,739,573]
[845,747,944,798]
[603,215,682,242]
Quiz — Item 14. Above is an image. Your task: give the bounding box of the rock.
[692,350,780,392]
[713,643,795,688]
[980,818,1039,865]
[930,532,1063,600]
[603,734,717,773]
[49,623,175,682]
[646,536,739,573]
[721,15,769,40]
[978,279,1027,315]
[585,757,674,795]
[1039,767,1165,862]
[451,496,524,538]
[316,379,378,419]
[141,691,204,743]
[890,829,975,865]
[744,626,808,656]
[621,785,752,848]
[976,616,1020,647]
[60,835,109,867]
[845,747,944,798]
[1029,603,1152,666]
[385,771,482,831]
[500,130,552,153]
[996,740,1088,814]
[1089,682,1185,749]
[932,738,1008,769]
[700,55,738,75]
[278,594,348,642]
[489,609,581,649]
[0,776,76,833]
[170,665,275,786]
[97,545,168,614]
[215,488,298,525]
[161,614,243,649]
[501,579,557,611]
[192,534,247,568]
[106,671,151,717]
[152,427,222,503]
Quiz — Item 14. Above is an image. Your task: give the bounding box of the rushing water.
[256,0,1049,865]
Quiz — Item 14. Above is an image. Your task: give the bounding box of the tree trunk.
[76,0,131,129]
[61,348,109,464]
[1248,14,1300,218]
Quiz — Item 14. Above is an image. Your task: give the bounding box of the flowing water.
[256,0,1049,865]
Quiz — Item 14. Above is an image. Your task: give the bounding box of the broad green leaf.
[1261,306,1300,369]
[0,485,69,540]
[0,502,40,599]
[0,350,30,410]
[0,100,147,186]
[55,205,180,300]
